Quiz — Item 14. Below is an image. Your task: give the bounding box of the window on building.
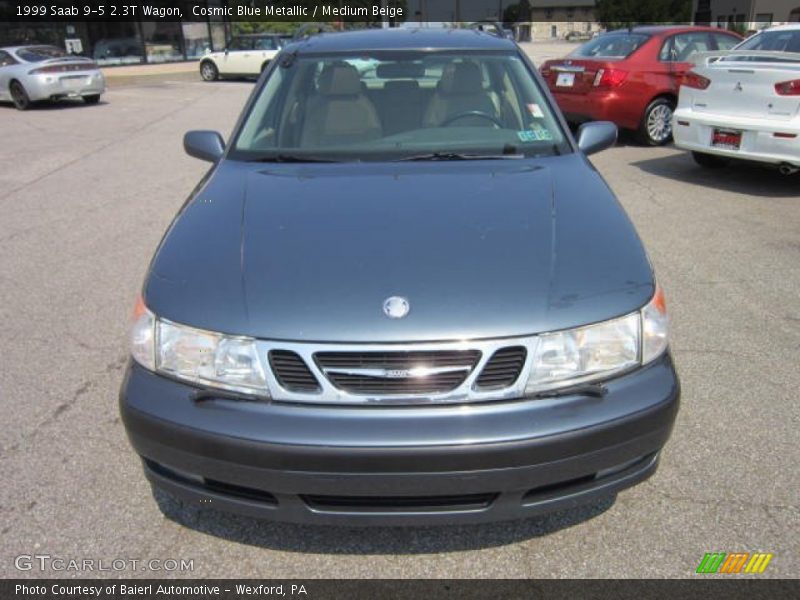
[88,22,143,66]
[182,22,211,59]
[141,22,183,63]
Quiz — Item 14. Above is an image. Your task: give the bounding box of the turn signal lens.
[774,79,800,96]
[130,295,155,370]
[641,285,669,364]
[681,71,711,90]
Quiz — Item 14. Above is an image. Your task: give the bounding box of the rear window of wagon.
[570,33,650,59]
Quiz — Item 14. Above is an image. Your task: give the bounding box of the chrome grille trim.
[254,337,539,406]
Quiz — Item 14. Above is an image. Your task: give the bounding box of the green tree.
[596,0,691,29]
[503,0,531,25]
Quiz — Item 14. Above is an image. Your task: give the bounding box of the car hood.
[146,157,654,342]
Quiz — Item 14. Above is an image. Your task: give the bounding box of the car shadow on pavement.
[153,490,616,553]
[0,100,104,111]
[631,151,799,199]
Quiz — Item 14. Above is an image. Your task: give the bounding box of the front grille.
[475,346,527,390]
[268,350,320,392]
[302,492,497,513]
[315,350,481,395]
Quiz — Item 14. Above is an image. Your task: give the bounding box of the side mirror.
[184,130,225,163]
[576,121,617,156]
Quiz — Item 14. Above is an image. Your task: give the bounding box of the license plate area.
[556,72,575,87]
[711,128,742,150]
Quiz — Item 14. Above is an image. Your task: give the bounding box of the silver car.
[0,45,105,110]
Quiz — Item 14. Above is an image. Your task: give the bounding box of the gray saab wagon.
[120,29,679,526]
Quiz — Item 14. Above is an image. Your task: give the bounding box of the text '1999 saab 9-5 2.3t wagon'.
[120,28,680,526]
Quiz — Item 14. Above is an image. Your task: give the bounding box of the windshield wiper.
[397,151,525,162]
[246,154,342,163]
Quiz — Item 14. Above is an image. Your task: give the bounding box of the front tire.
[638,97,675,146]
[10,81,31,111]
[692,151,731,169]
[200,60,218,82]
[83,94,101,105]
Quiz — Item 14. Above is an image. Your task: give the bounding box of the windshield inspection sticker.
[517,126,554,143]
[527,103,545,118]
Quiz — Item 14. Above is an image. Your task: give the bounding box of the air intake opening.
[301,492,497,513]
[269,350,321,392]
[475,346,527,390]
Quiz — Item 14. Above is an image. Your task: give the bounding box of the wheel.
[200,60,218,82]
[692,151,731,169]
[10,81,31,110]
[83,94,101,105]
[638,97,675,146]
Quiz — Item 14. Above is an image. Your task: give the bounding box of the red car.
[540,26,742,145]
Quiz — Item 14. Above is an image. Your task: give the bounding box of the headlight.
[525,285,669,394]
[525,313,640,394]
[129,296,267,395]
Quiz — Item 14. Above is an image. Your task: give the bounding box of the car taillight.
[774,79,800,96]
[29,62,96,75]
[593,68,628,88]
[681,71,711,90]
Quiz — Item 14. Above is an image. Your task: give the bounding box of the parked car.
[540,26,742,145]
[565,30,593,42]
[468,21,513,40]
[121,28,679,526]
[0,45,105,110]
[673,24,800,173]
[199,33,283,81]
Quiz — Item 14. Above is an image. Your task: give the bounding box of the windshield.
[232,51,569,162]
[17,46,67,62]
[569,33,650,59]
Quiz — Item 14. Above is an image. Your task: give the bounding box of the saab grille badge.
[383,296,410,319]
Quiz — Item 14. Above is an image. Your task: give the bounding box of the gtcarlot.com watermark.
[14,554,194,572]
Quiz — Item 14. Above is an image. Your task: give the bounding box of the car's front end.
[120,30,680,525]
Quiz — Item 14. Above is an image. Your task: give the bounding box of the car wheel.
[639,97,675,146]
[83,94,101,105]
[200,60,218,82]
[692,151,731,169]
[10,81,31,111]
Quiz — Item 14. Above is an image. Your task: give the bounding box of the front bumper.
[673,108,800,167]
[26,72,105,102]
[120,354,680,525]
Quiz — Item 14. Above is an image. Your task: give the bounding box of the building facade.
[0,1,231,65]
[528,0,601,40]
[693,0,800,31]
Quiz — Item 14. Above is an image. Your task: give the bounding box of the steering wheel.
[442,111,504,128]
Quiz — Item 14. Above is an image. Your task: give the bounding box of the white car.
[0,45,105,110]
[672,24,800,173]
[200,34,283,81]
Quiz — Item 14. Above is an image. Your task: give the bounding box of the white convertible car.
[672,24,800,174]
[199,34,283,81]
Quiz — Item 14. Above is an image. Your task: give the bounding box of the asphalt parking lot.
[0,41,798,579]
